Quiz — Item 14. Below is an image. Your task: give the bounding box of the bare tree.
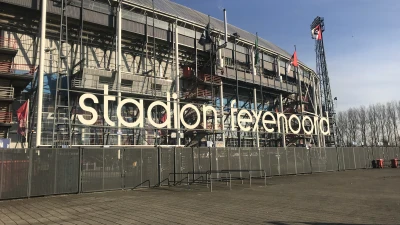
[376,103,387,145]
[358,106,368,146]
[368,104,378,146]
[386,102,396,146]
[336,111,348,146]
[347,108,359,145]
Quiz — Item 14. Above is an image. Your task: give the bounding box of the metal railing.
[71,78,171,97]
[0,37,17,49]
[0,62,35,75]
[0,87,14,99]
[0,112,12,123]
[0,146,398,200]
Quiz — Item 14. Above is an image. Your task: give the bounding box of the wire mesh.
[268,148,280,176]
[0,148,30,200]
[123,148,142,188]
[286,147,297,175]
[160,147,174,185]
[325,147,338,172]
[1,146,400,200]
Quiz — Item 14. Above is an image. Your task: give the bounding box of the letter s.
[77,94,99,125]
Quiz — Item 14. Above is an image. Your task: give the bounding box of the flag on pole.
[199,20,213,46]
[17,100,29,136]
[311,25,322,40]
[286,48,298,74]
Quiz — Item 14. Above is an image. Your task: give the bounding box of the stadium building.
[0,0,335,148]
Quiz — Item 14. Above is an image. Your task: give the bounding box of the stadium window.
[225,57,233,66]
[152,83,162,91]
[99,76,112,84]
[121,79,132,86]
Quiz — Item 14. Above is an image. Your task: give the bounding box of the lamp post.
[334,97,338,146]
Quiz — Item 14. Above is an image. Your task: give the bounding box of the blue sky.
[171,0,400,111]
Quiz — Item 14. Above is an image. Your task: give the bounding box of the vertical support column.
[36,0,47,147]
[312,75,321,147]
[277,58,286,147]
[317,79,326,147]
[277,57,282,82]
[279,94,286,147]
[253,88,259,147]
[297,67,306,146]
[220,81,225,146]
[175,20,181,146]
[117,3,122,146]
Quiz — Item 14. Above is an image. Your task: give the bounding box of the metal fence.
[1,146,399,200]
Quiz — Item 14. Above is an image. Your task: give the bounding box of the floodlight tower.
[310,16,336,147]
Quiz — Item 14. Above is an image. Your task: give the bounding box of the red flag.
[17,101,28,136]
[286,50,298,74]
[312,25,322,40]
[160,113,167,123]
[291,50,298,67]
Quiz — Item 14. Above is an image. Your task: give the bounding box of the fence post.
[352,147,356,169]
[158,146,161,187]
[53,148,59,194]
[294,148,298,175]
[335,147,340,171]
[27,148,33,197]
[209,147,212,173]
[191,147,195,183]
[78,147,82,193]
[102,148,105,190]
[277,147,281,175]
[309,147,313,174]
[0,147,3,199]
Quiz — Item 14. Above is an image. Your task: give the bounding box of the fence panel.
[371,147,384,159]
[326,147,338,172]
[239,148,251,172]
[286,147,296,175]
[103,148,122,190]
[342,148,354,170]
[193,147,210,173]
[80,148,103,192]
[123,148,142,188]
[0,149,30,200]
[353,147,361,169]
[214,148,229,179]
[160,147,174,185]
[353,147,367,169]
[176,147,194,183]
[259,148,272,176]
[310,148,327,173]
[295,147,310,174]
[384,147,396,161]
[249,148,262,176]
[277,147,288,175]
[30,148,79,197]
[365,147,374,168]
[225,147,240,177]
[141,148,158,187]
[268,148,280,176]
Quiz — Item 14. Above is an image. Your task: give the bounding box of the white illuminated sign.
[77,85,330,136]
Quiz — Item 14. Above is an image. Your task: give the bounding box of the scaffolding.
[311,16,336,147]
[0,0,327,148]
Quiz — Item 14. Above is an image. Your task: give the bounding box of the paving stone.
[0,169,400,224]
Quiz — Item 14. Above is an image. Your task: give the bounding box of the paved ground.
[0,169,399,225]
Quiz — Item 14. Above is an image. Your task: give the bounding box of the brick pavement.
[0,169,399,225]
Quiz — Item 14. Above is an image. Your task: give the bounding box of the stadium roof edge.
[124,0,316,75]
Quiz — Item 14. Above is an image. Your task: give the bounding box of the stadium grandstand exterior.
[0,0,333,148]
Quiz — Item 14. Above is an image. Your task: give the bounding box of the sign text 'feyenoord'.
[77,85,330,136]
